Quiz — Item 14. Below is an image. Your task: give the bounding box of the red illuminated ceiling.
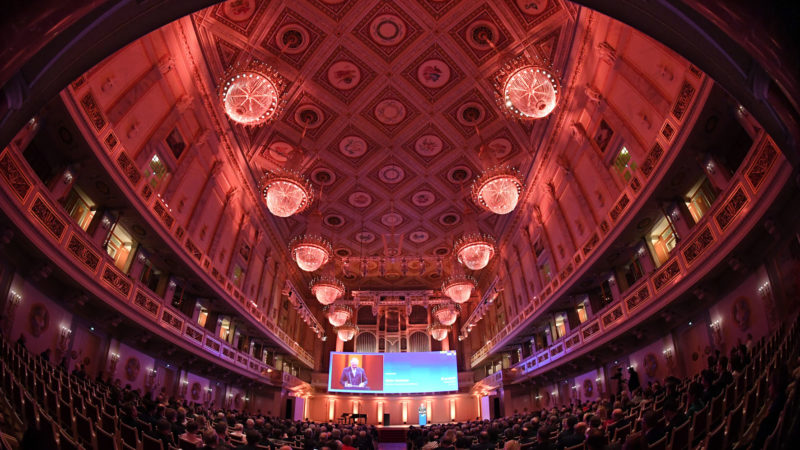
[190,0,574,289]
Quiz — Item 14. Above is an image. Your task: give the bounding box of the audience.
[4,323,799,450]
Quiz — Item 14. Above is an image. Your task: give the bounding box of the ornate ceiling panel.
[190,0,573,290]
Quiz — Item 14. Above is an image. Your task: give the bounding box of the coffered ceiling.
[189,0,576,290]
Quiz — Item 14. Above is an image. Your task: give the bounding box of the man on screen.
[340,357,368,388]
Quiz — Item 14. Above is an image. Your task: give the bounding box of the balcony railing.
[0,143,313,383]
[477,132,786,373]
[469,78,713,367]
[59,89,314,367]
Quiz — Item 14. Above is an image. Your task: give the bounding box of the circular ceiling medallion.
[374,99,406,125]
[339,135,367,158]
[311,167,336,186]
[438,212,461,226]
[415,134,443,157]
[276,25,310,54]
[466,20,499,50]
[381,212,403,227]
[348,191,373,208]
[411,190,436,207]
[378,164,405,184]
[447,165,473,184]
[417,59,451,88]
[267,141,293,162]
[294,105,324,128]
[487,137,513,159]
[327,60,361,90]
[324,214,345,228]
[335,248,351,257]
[223,0,256,21]
[457,102,485,126]
[516,0,548,15]
[434,246,450,256]
[370,14,406,46]
[409,230,430,243]
[356,231,376,244]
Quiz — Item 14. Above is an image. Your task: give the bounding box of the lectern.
[418,404,427,426]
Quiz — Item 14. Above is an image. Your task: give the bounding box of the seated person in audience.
[470,431,493,450]
[39,348,51,362]
[342,434,357,450]
[715,356,733,387]
[604,409,626,440]
[640,410,666,445]
[150,418,176,449]
[199,429,219,450]
[121,403,139,430]
[180,421,204,446]
[504,440,520,450]
[584,429,606,450]
[685,382,705,416]
[213,420,230,447]
[751,365,789,449]
[556,416,583,450]
[533,428,554,450]
[236,429,262,450]
[662,399,687,434]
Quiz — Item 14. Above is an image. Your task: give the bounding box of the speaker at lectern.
[418,403,427,426]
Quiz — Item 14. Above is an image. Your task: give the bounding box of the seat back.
[723,402,743,447]
[703,423,725,450]
[142,433,165,450]
[120,423,139,448]
[37,411,59,449]
[709,393,724,427]
[613,423,631,443]
[669,420,689,450]
[74,411,94,448]
[96,427,117,450]
[647,434,667,450]
[178,439,198,450]
[59,431,81,450]
[689,405,708,444]
[100,412,117,434]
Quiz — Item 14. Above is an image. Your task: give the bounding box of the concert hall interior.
[1,0,799,449]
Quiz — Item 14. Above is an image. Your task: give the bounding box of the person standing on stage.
[340,357,368,388]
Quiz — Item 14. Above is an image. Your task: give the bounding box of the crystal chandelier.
[290,235,332,272]
[503,66,559,119]
[429,322,449,342]
[219,61,284,126]
[260,168,315,218]
[472,165,524,215]
[442,274,477,304]
[336,322,358,342]
[454,233,496,271]
[324,304,352,327]
[310,276,345,305]
[432,303,461,326]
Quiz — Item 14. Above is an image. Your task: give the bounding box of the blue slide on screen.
[328,351,458,394]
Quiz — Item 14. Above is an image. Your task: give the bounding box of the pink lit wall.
[306,393,477,425]
[106,340,156,392]
[707,267,772,352]
[626,335,675,388]
[8,276,75,364]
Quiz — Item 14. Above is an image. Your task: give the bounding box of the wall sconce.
[8,290,22,306]
[710,320,723,347]
[63,170,74,184]
[109,352,120,373]
[758,281,771,297]
[663,348,675,368]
